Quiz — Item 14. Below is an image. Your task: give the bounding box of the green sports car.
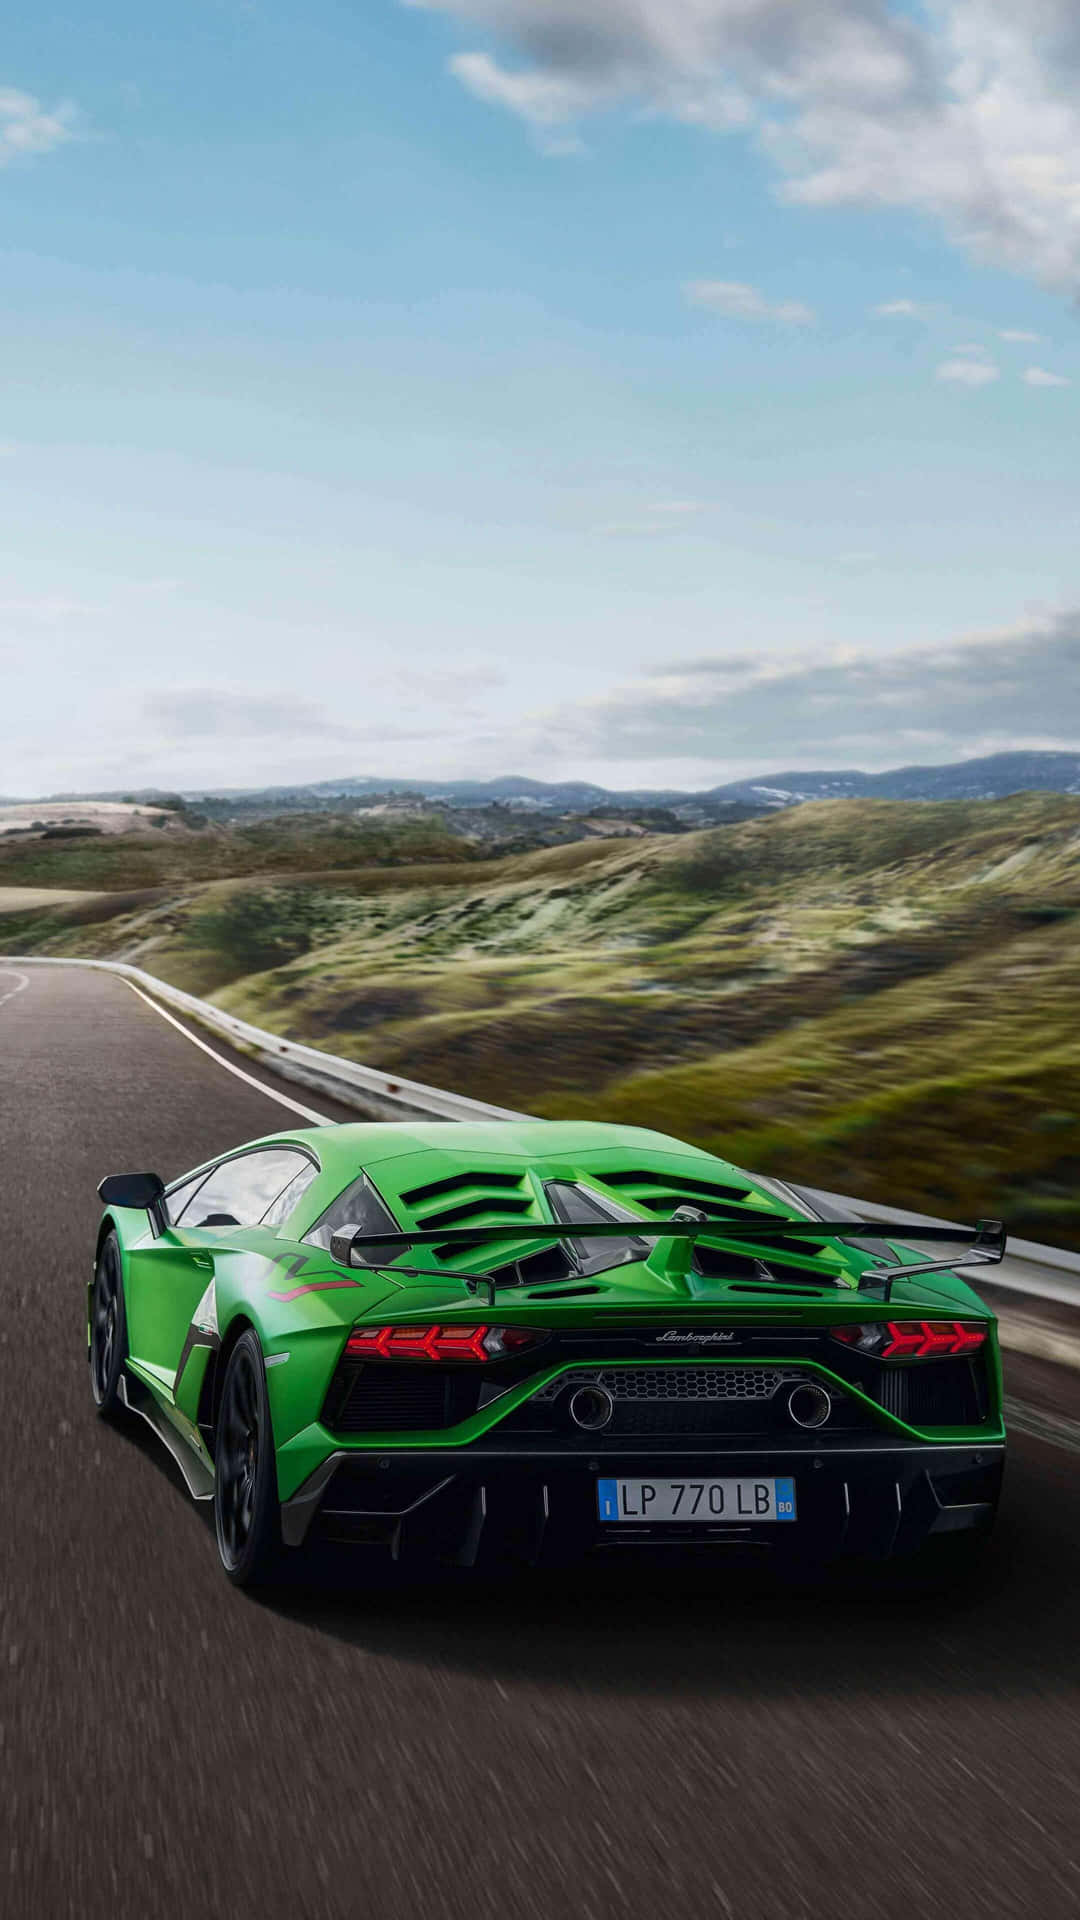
[90,1119,1007,1587]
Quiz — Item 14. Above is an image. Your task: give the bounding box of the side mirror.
[329,1224,413,1267]
[98,1172,166,1210]
[330,1224,362,1266]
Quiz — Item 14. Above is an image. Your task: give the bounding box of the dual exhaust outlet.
[565,1380,833,1432]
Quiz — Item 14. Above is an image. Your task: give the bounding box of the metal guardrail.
[797,1186,1080,1309]
[0,955,524,1124]
[4,953,1078,1311]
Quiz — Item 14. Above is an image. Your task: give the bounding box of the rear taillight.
[345,1324,548,1363]
[831,1320,987,1360]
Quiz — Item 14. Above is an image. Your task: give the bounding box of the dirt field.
[0,887,108,914]
[0,800,170,836]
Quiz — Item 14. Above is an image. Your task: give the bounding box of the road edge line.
[119,979,333,1127]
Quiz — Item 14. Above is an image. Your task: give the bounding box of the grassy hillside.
[0,813,467,890]
[5,792,1080,1246]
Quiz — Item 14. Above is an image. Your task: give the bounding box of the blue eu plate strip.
[774,1477,796,1521]
[596,1478,619,1522]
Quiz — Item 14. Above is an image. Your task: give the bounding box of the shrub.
[188,890,341,976]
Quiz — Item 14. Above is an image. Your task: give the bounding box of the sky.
[1,0,1079,797]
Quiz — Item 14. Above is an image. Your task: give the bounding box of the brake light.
[345,1324,547,1363]
[831,1320,987,1359]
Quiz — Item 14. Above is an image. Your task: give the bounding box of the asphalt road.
[2,963,1079,1920]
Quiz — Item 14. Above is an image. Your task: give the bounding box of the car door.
[124,1148,317,1386]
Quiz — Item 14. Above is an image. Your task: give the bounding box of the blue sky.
[1,0,1078,795]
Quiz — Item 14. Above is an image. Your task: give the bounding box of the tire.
[89,1232,128,1414]
[213,1329,282,1588]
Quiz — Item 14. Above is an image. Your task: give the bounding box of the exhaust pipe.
[568,1384,615,1432]
[786,1382,832,1430]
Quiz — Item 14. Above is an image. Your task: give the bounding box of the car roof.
[240,1117,783,1241]
[254,1117,733,1178]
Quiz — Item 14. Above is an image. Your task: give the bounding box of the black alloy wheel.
[214,1329,281,1587]
[90,1232,127,1413]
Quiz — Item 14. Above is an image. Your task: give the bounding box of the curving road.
[2,964,1080,1920]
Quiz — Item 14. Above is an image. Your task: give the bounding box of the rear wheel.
[89,1232,127,1414]
[214,1330,281,1588]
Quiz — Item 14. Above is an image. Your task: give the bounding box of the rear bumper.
[280,1437,1005,1567]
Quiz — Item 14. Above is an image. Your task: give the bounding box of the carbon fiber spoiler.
[330,1214,1007,1305]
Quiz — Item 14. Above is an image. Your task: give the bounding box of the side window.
[165,1170,213,1226]
[260,1160,319,1232]
[303,1172,401,1255]
[182,1151,317,1230]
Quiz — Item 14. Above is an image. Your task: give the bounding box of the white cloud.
[409,1,1080,292]
[1000,328,1042,342]
[936,356,1000,385]
[0,86,76,163]
[156,664,509,746]
[160,688,360,742]
[531,610,1080,769]
[873,298,923,317]
[647,499,707,514]
[685,279,815,325]
[1023,365,1071,386]
[448,51,600,128]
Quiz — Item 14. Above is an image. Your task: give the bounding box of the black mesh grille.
[604,1402,774,1436]
[876,1359,984,1425]
[535,1364,793,1403]
[501,1364,873,1438]
[324,1365,480,1434]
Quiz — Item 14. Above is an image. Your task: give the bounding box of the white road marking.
[119,979,333,1127]
[0,967,30,1008]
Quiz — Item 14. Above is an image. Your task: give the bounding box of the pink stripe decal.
[268,1278,360,1301]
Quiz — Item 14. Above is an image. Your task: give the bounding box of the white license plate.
[597,1476,796,1524]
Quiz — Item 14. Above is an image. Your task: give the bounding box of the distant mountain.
[305,775,626,811]
[705,751,1080,807]
[22,750,1080,815]
[202,751,1080,812]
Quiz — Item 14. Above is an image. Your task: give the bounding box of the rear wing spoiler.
[330,1213,1007,1305]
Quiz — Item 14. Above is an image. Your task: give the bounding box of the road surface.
[2,964,1079,1920]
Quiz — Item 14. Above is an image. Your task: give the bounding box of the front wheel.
[214,1330,281,1588]
[89,1232,128,1414]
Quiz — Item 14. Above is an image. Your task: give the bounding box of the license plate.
[597,1477,796,1524]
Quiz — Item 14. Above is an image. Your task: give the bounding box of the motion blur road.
[3,965,1079,1920]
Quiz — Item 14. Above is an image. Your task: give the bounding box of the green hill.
[5,792,1080,1246]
